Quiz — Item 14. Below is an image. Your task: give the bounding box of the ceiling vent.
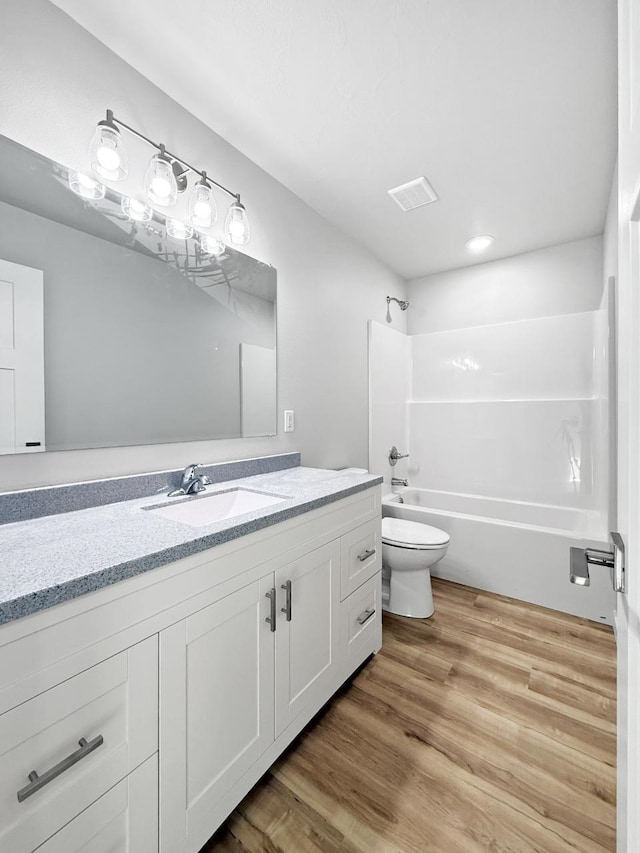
[387,177,438,211]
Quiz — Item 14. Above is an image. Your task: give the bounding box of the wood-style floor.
[205,578,617,852]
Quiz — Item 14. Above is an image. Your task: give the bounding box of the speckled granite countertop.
[0,467,382,626]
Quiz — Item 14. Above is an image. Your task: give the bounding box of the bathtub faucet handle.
[388,446,409,467]
[391,477,408,487]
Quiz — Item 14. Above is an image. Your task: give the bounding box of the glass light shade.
[68,170,105,200]
[224,201,250,245]
[200,235,226,257]
[89,124,128,181]
[121,196,152,222]
[166,218,194,240]
[189,181,216,229]
[144,154,178,207]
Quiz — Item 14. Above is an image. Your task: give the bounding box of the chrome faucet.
[391,477,408,487]
[168,463,212,497]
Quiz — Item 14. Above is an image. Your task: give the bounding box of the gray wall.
[0,0,405,490]
[406,236,604,334]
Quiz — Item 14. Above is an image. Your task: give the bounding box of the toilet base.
[382,567,435,619]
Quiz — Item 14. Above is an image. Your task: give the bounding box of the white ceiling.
[50,0,617,280]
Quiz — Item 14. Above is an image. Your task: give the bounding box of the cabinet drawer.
[37,754,158,853]
[341,572,382,669]
[340,518,381,599]
[0,636,157,853]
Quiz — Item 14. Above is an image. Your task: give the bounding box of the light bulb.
[189,175,217,230]
[200,235,225,257]
[224,200,250,245]
[166,218,194,240]
[88,116,128,181]
[466,235,495,252]
[144,149,178,207]
[68,170,105,200]
[121,196,152,222]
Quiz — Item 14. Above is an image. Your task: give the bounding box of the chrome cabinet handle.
[265,587,277,632]
[357,607,376,625]
[281,580,292,621]
[357,547,376,562]
[17,735,104,803]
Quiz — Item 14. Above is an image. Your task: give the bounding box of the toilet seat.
[382,517,450,550]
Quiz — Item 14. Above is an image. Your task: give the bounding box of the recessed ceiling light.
[466,235,495,252]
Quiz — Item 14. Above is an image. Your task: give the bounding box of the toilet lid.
[382,517,450,547]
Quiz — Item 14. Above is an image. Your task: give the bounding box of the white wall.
[0,0,405,490]
[406,236,604,334]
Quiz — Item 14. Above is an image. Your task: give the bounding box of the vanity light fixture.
[86,110,251,243]
[225,199,250,245]
[144,145,179,207]
[200,234,226,257]
[121,196,153,222]
[68,170,106,200]
[189,172,216,230]
[466,234,495,252]
[166,218,194,240]
[88,110,128,181]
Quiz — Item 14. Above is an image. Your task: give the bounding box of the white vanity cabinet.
[159,539,343,853]
[0,484,381,853]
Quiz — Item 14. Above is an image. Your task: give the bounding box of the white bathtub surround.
[408,309,610,529]
[368,321,410,488]
[383,491,615,624]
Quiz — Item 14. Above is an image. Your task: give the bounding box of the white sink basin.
[145,488,288,528]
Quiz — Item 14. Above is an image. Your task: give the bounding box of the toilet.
[381,517,450,618]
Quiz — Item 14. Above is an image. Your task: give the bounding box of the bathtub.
[382,488,615,624]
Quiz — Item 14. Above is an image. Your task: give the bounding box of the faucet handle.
[388,446,409,467]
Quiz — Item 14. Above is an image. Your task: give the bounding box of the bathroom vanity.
[0,461,382,853]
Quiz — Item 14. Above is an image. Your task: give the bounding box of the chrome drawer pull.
[265,587,277,632]
[357,547,376,562]
[281,580,292,622]
[17,734,104,803]
[357,607,376,625]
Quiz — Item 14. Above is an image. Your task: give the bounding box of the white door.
[159,575,275,853]
[616,1,640,849]
[0,258,45,454]
[275,541,340,737]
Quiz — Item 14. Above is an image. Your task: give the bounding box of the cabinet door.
[275,541,341,737]
[159,575,275,853]
[36,754,157,853]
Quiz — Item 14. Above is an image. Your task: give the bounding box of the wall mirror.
[0,134,277,455]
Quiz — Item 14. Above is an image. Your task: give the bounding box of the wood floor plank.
[204,579,616,853]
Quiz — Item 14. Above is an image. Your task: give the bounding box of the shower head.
[386,295,410,323]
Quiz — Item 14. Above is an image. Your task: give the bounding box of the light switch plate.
[284,410,295,432]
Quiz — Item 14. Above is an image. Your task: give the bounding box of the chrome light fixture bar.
[87,109,251,244]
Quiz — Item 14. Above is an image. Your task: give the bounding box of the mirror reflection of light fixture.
[83,109,251,243]
[68,170,106,200]
[144,145,178,207]
[121,196,152,222]
[189,172,216,230]
[200,234,226,257]
[225,198,250,245]
[167,218,194,240]
[88,110,128,181]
